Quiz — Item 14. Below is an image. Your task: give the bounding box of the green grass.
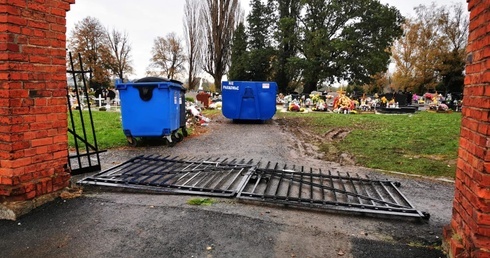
[277,111,462,178]
[68,110,127,150]
[186,198,216,206]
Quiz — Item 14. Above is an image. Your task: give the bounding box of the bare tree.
[436,3,468,94]
[439,3,468,53]
[105,28,133,81]
[201,0,242,90]
[148,33,186,80]
[67,16,112,89]
[184,0,203,90]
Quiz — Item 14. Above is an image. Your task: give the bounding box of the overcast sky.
[66,0,467,80]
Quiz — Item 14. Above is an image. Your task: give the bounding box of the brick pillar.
[0,0,75,220]
[443,0,490,257]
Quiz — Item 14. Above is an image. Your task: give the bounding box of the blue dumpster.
[116,77,185,146]
[221,81,277,121]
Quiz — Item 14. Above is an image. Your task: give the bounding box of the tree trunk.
[214,72,223,93]
[303,80,317,94]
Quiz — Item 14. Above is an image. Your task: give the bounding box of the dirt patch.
[275,117,356,165]
[325,128,351,141]
[406,154,448,161]
[403,154,457,168]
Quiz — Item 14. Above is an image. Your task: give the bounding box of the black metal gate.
[78,155,254,196]
[78,155,429,220]
[66,52,105,175]
[237,162,430,219]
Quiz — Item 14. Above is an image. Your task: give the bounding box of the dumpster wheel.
[173,131,184,142]
[182,127,188,137]
[127,136,138,147]
[164,136,177,147]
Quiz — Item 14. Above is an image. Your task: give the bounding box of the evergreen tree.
[234,0,403,94]
[437,50,465,94]
[228,23,250,81]
[272,0,302,93]
[246,0,276,81]
[299,0,404,93]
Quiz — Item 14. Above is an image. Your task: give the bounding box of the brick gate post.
[0,0,75,220]
[444,0,490,257]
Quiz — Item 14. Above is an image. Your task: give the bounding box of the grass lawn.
[68,110,126,150]
[277,111,462,178]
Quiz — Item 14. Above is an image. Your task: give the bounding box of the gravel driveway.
[0,114,454,258]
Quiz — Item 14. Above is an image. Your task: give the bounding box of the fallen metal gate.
[237,162,430,219]
[78,155,255,197]
[78,155,429,219]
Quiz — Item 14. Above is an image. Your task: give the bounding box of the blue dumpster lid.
[127,77,185,91]
[135,77,183,84]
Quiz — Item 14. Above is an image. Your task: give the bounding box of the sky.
[66,0,468,80]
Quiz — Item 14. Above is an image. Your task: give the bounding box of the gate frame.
[66,52,105,175]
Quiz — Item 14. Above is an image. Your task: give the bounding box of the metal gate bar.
[78,155,255,197]
[78,155,429,219]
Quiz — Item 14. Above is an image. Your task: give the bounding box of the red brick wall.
[0,0,75,204]
[445,0,490,257]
